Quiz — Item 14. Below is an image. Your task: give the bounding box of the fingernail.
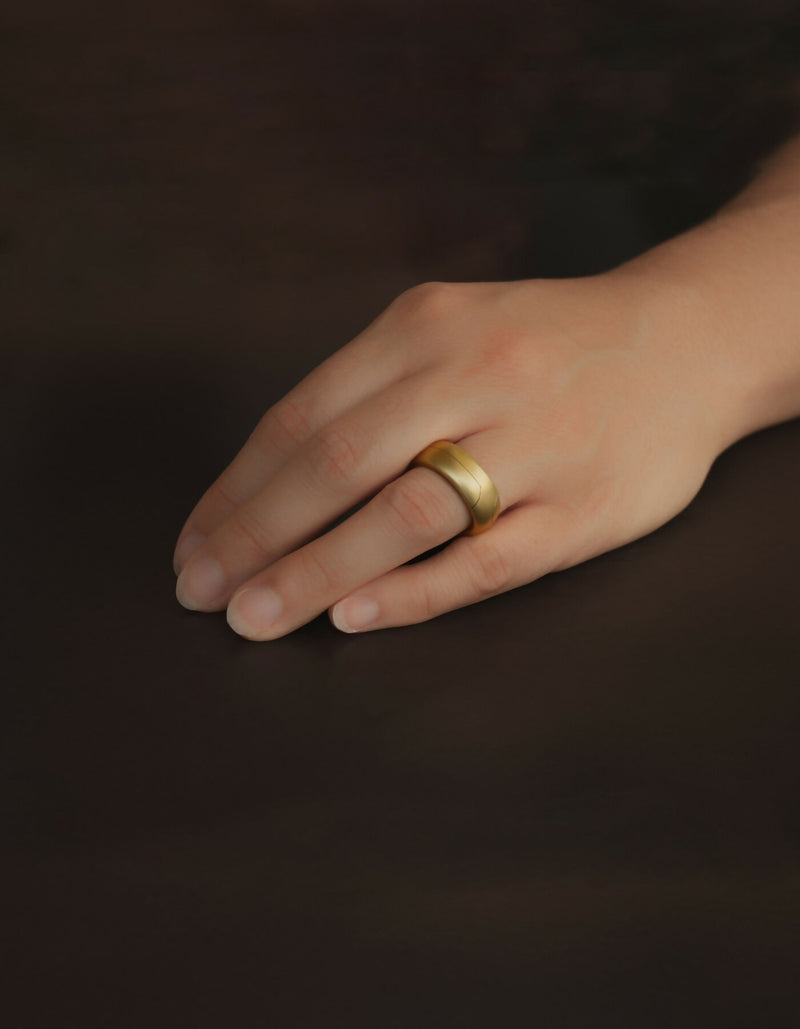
[331,595,379,633]
[227,586,283,639]
[173,530,206,574]
[176,555,226,610]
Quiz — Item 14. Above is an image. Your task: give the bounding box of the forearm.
[607,131,800,451]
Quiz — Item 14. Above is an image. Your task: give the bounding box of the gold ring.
[410,440,501,536]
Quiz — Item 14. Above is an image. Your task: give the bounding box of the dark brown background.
[4,1,800,1025]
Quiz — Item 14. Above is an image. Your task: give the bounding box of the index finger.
[172,320,414,572]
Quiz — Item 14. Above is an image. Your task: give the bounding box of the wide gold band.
[410,440,501,536]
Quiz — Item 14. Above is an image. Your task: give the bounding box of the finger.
[222,431,527,640]
[328,502,567,633]
[175,379,500,612]
[223,459,479,641]
[173,317,418,573]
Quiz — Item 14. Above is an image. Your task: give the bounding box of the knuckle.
[293,546,339,597]
[466,539,513,597]
[412,573,439,623]
[383,475,453,540]
[261,394,316,458]
[209,474,238,513]
[228,503,273,562]
[392,280,457,322]
[472,324,536,384]
[307,423,364,487]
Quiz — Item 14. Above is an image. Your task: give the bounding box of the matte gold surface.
[410,439,501,535]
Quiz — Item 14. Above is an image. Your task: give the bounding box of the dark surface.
[4,3,800,1026]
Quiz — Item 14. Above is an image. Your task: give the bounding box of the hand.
[173,274,725,639]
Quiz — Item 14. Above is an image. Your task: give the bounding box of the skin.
[173,132,800,639]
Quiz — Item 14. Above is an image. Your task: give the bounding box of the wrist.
[604,201,800,453]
